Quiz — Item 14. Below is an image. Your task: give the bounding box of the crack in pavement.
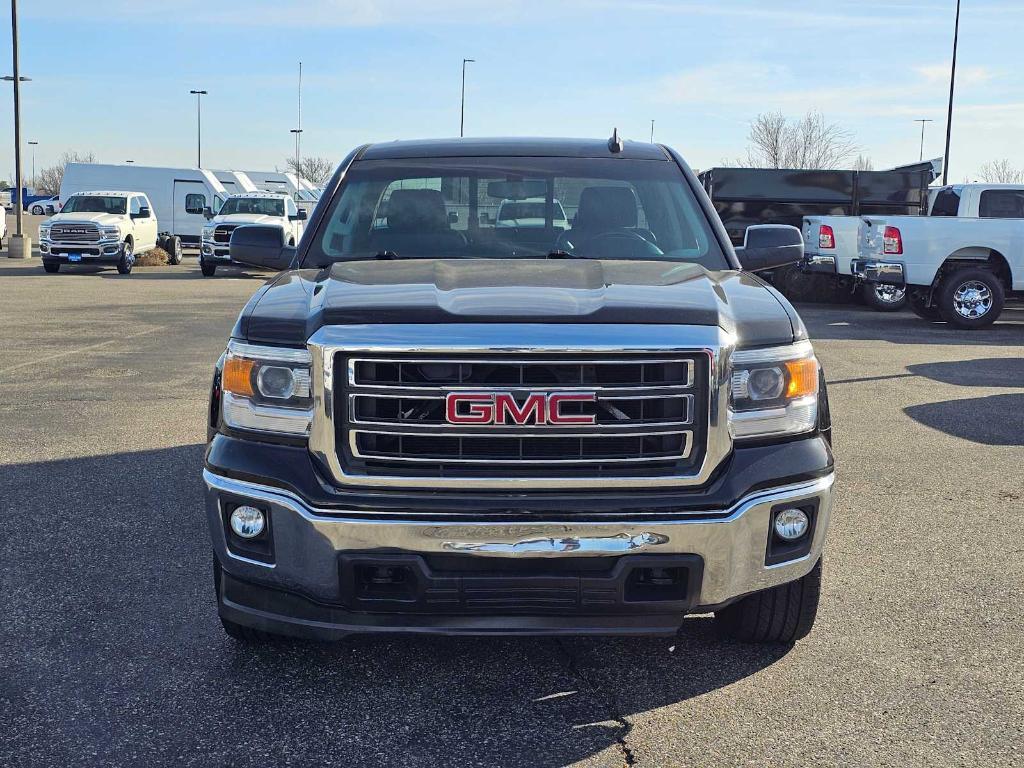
[554,639,637,767]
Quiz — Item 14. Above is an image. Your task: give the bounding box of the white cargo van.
[60,163,228,252]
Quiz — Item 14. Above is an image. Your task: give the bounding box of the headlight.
[101,227,120,239]
[202,226,215,239]
[39,226,50,239]
[728,340,818,440]
[220,341,313,436]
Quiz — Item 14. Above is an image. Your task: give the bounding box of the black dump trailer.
[698,162,937,246]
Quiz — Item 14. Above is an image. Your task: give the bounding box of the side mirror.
[131,207,151,219]
[45,205,56,215]
[229,225,295,271]
[202,206,214,220]
[735,225,804,272]
[289,209,308,221]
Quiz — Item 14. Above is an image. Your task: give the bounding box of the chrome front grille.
[335,354,706,478]
[214,225,238,244]
[49,223,100,243]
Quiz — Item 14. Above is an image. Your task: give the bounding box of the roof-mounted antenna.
[608,128,624,154]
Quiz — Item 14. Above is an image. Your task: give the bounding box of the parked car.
[204,136,834,645]
[802,216,908,311]
[494,197,569,230]
[30,195,60,216]
[0,207,6,244]
[61,163,229,259]
[855,183,1024,328]
[199,192,306,276]
[39,190,160,275]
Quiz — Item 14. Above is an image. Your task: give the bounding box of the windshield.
[61,195,127,215]
[305,156,727,267]
[219,197,286,217]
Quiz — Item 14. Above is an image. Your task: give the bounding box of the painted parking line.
[0,326,165,375]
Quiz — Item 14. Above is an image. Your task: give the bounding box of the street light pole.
[189,89,207,167]
[650,119,655,143]
[290,128,303,189]
[941,0,960,185]
[460,58,474,137]
[27,140,37,188]
[6,0,30,257]
[914,119,933,162]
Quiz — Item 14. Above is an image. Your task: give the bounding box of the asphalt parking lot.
[1,257,1022,767]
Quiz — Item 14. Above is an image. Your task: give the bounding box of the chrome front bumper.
[204,469,834,634]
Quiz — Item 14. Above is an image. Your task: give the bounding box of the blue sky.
[2,0,1022,182]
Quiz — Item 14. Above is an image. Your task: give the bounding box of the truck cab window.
[185,193,207,215]
[930,188,962,217]
[129,196,142,216]
[979,189,1024,219]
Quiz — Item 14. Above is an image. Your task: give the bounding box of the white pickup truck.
[852,183,1024,328]
[802,216,908,311]
[39,190,160,275]
[200,192,306,277]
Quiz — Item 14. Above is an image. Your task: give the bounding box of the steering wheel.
[558,228,665,259]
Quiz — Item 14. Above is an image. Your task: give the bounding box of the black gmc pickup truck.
[204,137,834,644]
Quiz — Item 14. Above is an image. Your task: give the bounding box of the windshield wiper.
[546,250,590,259]
[374,250,401,260]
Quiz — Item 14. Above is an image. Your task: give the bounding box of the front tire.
[116,240,135,275]
[31,204,44,215]
[862,282,907,312]
[937,267,1004,329]
[200,259,217,277]
[165,235,183,265]
[715,559,822,644]
[43,262,60,273]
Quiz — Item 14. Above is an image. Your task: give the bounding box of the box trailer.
[212,170,258,196]
[60,163,229,247]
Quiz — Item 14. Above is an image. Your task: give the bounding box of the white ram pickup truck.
[802,216,908,311]
[200,192,306,277]
[39,190,160,275]
[853,183,1024,328]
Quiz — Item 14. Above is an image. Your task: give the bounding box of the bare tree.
[736,111,859,170]
[978,158,1024,184]
[37,150,96,194]
[852,154,874,171]
[285,156,334,185]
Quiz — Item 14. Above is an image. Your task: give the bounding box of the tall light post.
[650,119,655,143]
[4,0,31,258]
[914,119,933,162]
[290,128,303,188]
[27,140,37,187]
[941,0,961,185]
[189,89,207,167]
[460,58,474,137]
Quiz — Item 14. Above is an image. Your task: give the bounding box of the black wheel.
[212,556,270,643]
[936,267,1004,329]
[908,291,941,321]
[43,262,60,273]
[116,239,134,275]
[200,259,217,277]
[31,204,44,215]
[861,282,907,312]
[166,236,183,265]
[716,559,822,644]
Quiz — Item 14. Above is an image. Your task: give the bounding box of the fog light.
[229,505,265,539]
[774,508,809,541]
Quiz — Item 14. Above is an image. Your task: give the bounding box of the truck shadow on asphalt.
[3,443,791,767]
[797,303,1024,347]
[900,358,1024,446]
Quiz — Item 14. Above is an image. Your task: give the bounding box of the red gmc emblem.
[445,392,597,426]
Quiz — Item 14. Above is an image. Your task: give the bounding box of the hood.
[212,213,282,227]
[239,259,802,348]
[49,212,123,227]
